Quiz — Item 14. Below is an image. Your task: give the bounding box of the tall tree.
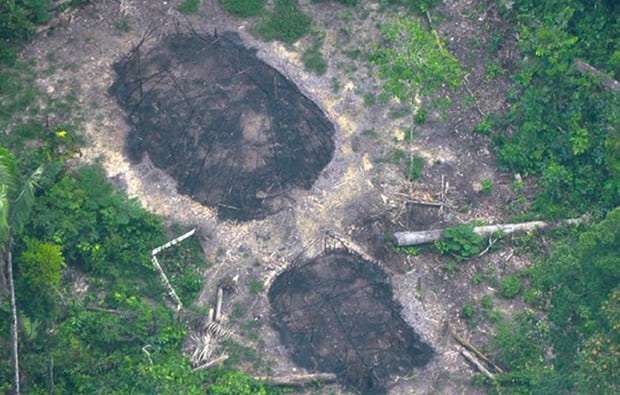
[1,146,44,395]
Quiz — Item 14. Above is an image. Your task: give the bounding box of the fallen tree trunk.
[394,217,584,246]
[254,373,337,386]
[461,349,495,381]
[452,329,504,373]
[574,59,620,92]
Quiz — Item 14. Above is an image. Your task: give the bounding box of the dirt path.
[25,0,525,393]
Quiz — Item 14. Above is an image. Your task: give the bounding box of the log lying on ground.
[452,329,504,374]
[574,59,620,92]
[461,349,495,381]
[254,373,337,386]
[394,217,584,246]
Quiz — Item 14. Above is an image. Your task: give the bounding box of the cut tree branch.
[461,349,495,381]
[574,59,620,92]
[393,217,585,246]
[452,329,504,373]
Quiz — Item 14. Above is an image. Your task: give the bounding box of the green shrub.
[363,92,376,106]
[461,303,476,320]
[249,278,264,295]
[256,0,311,43]
[219,0,265,17]
[481,179,493,194]
[435,224,485,259]
[473,117,493,135]
[0,0,51,63]
[480,294,493,310]
[392,245,419,256]
[178,0,201,14]
[208,371,269,395]
[407,155,425,181]
[302,38,327,75]
[414,108,428,124]
[370,18,462,102]
[500,275,521,299]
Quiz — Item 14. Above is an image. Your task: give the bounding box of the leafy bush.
[481,179,493,194]
[219,0,265,17]
[370,18,462,102]
[256,0,311,43]
[435,224,484,259]
[481,294,493,310]
[178,0,202,14]
[414,108,428,124]
[407,155,425,181]
[392,245,419,256]
[16,238,65,316]
[499,275,521,299]
[461,303,476,320]
[0,0,51,63]
[208,371,269,394]
[302,37,327,75]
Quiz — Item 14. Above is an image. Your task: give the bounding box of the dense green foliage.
[435,224,485,259]
[219,0,265,17]
[487,3,620,391]
[256,0,312,43]
[178,0,202,14]
[491,0,620,217]
[0,0,51,63]
[370,18,462,103]
[493,208,620,393]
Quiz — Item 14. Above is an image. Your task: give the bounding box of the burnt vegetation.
[269,250,434,394]
[110,32,335,221]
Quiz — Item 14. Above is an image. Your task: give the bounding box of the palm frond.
[10,165,44,235]
[0,146,17,193]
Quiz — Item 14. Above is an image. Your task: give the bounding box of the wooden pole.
[152,228,196,256]
[151,256,183,311]
[7,242,20,394]
[214,287,223,322]
[150,228,197,311]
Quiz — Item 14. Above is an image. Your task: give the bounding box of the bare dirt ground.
[24,0,532,393]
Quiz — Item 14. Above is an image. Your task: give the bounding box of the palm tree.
[1,146,44,395]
